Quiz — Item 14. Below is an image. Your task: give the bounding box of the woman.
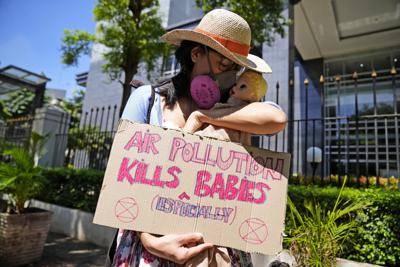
[111,9,287,267]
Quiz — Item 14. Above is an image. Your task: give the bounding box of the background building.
[81,0,400,179]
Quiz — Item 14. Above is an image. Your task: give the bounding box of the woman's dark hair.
[269,260,290,267]
[159,40,203,107]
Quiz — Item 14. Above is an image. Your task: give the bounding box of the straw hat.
[161,9,272,73]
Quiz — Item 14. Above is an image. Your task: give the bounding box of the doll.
[193,69,268,146]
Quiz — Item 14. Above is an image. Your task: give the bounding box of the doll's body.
[194,70,268,146]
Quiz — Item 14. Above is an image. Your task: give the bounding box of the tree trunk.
[119,69,136,117]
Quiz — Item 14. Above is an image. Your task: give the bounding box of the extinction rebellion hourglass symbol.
[239,218,268,244]
[114,197,139,223]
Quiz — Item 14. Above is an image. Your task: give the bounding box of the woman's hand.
[183,110,203,133]
[139,232,213,264]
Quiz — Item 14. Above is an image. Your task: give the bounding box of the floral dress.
[112,230,253,267]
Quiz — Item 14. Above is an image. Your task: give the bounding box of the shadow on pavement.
[31,232,107,267]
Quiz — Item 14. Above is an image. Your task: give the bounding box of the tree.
[61,0,169,115]
[58,89,85,166]
[59,89,85,130]
[3,88,36,118]
[0,101,11,121]
[196,0,290,55]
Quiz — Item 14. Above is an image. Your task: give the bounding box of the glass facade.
[323,48,400,177]
[167,0,203,28]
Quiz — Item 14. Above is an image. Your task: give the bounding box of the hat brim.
[161,29,272,74]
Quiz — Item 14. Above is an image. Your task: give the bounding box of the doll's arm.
[183,102,287,135]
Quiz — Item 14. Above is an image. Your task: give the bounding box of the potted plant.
[0,147,52,267]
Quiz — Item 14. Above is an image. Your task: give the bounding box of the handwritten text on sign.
[94,120,290,254]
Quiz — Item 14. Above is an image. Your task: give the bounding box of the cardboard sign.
[93,120,290,254]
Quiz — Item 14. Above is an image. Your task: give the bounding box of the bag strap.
[146,85,156,124]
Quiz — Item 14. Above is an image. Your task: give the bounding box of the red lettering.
[124,131,143,152]
[143,133,161,154]
[225,175,239,200]
[233,152,249,173]
[237,178,248,202]
[216,147,234,170]
[204,144,216,166]
[182,143,194,162]
[245,180,255,202]
[253,182,271,204]
[165,166,181,188]
[192,143,205,164]
[210,173,225,200]
[117,157,139,184]
[135,162,154,185]
[169,137,186,161]
[152,165,165,187]
[194,170,211,197]
[263,168,283,180]
[248,157,264,176]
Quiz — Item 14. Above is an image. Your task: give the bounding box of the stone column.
[32,106,70,167]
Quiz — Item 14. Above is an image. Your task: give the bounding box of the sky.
[0,0,96,98]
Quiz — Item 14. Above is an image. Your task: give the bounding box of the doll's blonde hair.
[239,70,268,101]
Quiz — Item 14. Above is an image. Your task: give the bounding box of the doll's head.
[230,70,267,103]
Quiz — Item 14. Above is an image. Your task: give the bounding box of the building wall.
[259,9,290,153]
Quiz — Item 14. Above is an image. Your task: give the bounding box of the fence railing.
[259,114,400,185]
[52,67,400,188]
[53,104,400,188]
[54,105,119,170]
[0,116,34,149]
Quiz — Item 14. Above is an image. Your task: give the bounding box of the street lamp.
[307,146,322,182]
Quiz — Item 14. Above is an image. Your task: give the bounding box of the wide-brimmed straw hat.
[161,9,272,74]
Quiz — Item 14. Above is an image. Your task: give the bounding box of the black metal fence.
[258,114,400,183]
[55,105,119,170]
[0,116,34,149]
[53,70,399,188]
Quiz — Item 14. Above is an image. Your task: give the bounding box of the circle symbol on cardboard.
[115,197,139,223]
[239,218,268,244]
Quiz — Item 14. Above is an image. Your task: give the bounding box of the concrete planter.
[0,208,52,267]
[30,200,115,248]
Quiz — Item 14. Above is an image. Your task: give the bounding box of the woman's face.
[191,46,237,78]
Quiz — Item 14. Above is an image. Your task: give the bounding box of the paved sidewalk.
[32,232,107,267]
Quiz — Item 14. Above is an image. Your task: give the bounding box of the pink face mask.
[190,75,220,109]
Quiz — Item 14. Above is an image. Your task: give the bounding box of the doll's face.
[230,76,258,103]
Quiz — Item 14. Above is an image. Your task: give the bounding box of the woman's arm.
[183,102,287,134]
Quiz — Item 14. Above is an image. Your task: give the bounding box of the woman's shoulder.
[121,85,154,122]
[133,84,153,97]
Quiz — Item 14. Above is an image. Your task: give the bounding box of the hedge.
[288,185,400,266]
[37,168,104,212]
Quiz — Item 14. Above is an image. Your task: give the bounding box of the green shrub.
[285,181,367,267]
[287,185,400,266]
[0,148,45,214]
[37,168,104,212]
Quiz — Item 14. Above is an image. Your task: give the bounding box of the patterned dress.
[112,230,253,267]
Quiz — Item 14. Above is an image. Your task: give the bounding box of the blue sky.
[0,0,96,98]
